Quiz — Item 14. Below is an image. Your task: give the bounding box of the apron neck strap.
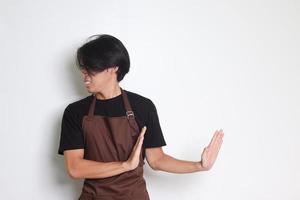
[88,94,97,117]
[87,87,140,133]
[87,87,135,117]
[121,88,140,134]
[121,87,134,114]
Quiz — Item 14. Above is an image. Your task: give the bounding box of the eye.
[80,69,89,75]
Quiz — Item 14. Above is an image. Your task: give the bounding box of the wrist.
[195,161,207,172]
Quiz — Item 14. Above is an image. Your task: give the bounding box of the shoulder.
[125,90,151,103]
[124,89,156,110]
[64,95,93,115]
[125,90,153,105]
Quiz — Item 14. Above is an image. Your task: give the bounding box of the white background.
[1,0,299,199]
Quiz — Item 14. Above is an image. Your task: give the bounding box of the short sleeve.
[143,99,167,148]
[57,105,84,155]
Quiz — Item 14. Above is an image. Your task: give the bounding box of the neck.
[95,82,121,100]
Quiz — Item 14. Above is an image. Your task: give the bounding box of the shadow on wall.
[53,116,83,199]
[52,57,90,199]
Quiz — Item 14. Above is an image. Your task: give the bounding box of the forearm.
[70,158,129,179]
[154,154,205,173]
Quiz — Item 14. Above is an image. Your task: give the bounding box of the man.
[58,34,224,200]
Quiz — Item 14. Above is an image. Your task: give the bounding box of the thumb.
[140,126,147,137]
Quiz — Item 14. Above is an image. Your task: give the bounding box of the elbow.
[149,156,164,171]
[63,150,85,179]
[150,163,160,171]
[146,147,166,171]
[67,168,80,179]
[67,165,82,180]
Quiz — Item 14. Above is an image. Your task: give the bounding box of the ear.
[107,66,119,74]
[114,66,119,72]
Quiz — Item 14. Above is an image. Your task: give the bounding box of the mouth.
[84,81,91,87]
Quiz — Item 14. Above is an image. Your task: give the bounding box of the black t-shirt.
[57,89,167,157]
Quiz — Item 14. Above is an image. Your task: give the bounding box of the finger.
[132,127,147,150]
[208,130,220,148]
[138,129,146,144]
[139,126,147,139]
[211,134,223,153]
[210,144,223,165]
[207,135,223,162]
[140,126,147,137]
[211,129,224,148]
[208,130,218,146]
[136,127,146,147]
[134,135,145,158]
[216,131,223,142]
[206,131,224,164]
[215,131,224,148]
[133,129,146,152]
[214,137,223,152]
[218,129,224,138]
[211,138,223,161]
[137,136,144,150]
[216,137,223,152]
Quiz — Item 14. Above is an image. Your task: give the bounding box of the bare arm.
[146,149,202,173]
[64,127,147,179]
[146,129,224,173]
[64,150,128,179]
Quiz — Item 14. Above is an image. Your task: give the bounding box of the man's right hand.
[123,126,147,171]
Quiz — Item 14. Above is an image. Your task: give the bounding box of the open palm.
[198,129,224,171]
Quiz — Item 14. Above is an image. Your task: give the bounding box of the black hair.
[76,34,130,82]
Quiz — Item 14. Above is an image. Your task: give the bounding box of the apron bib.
[78,88,150,200]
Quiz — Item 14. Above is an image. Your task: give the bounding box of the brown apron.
[78,88,150,200]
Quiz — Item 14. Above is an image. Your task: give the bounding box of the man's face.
[80,67,118,93]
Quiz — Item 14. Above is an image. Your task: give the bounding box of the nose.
[81,70,90,80]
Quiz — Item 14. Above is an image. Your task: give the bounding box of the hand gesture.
[123,126,147,171]
[197,129,224,171]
